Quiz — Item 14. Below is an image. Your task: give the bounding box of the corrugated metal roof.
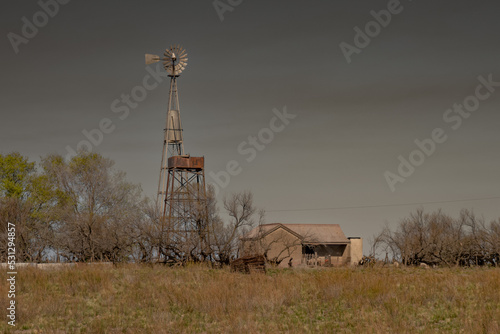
[243,223,349,244]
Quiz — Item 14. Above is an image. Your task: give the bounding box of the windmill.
[145,45,208,261]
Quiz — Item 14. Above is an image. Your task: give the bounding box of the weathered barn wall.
[241,228,302,267]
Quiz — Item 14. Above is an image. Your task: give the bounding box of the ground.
[1,264,499,333]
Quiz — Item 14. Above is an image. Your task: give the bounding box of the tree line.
[372,209,500,266]
[2,151,498,267]
[0,151,260,265]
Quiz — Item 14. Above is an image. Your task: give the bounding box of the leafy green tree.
[0,152,35,199]
[0,152,59,262]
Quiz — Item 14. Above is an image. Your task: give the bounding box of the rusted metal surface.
[168,156,204,169]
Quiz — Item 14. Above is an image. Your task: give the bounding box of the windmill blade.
[153,44,188,74]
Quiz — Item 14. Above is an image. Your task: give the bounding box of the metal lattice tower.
[145,45,209,261]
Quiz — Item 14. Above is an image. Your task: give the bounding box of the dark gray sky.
[2,0,499,252]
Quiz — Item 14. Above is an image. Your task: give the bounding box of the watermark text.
[209,106,296,194]
[7,0,72,54]
[6,222,16,327]
[385,74,499,192]
[213,0,243,22]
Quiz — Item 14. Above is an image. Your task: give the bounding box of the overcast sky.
[1,0,499,253]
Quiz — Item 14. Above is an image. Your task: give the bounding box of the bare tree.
[372,208,499,267]
[210,190,260,265]
[488,219,500,265]
[129,186,261,266]
[42,152,143,263]
[258,227,303,266]
[131,197,160,263]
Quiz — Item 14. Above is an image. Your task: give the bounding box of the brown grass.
[1,264,499,333]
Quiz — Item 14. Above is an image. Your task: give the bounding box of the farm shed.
[240,223,362,268]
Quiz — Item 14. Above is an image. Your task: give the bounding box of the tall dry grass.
[1,264,499,333]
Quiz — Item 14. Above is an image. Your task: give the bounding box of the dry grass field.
[1,264,499,333]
